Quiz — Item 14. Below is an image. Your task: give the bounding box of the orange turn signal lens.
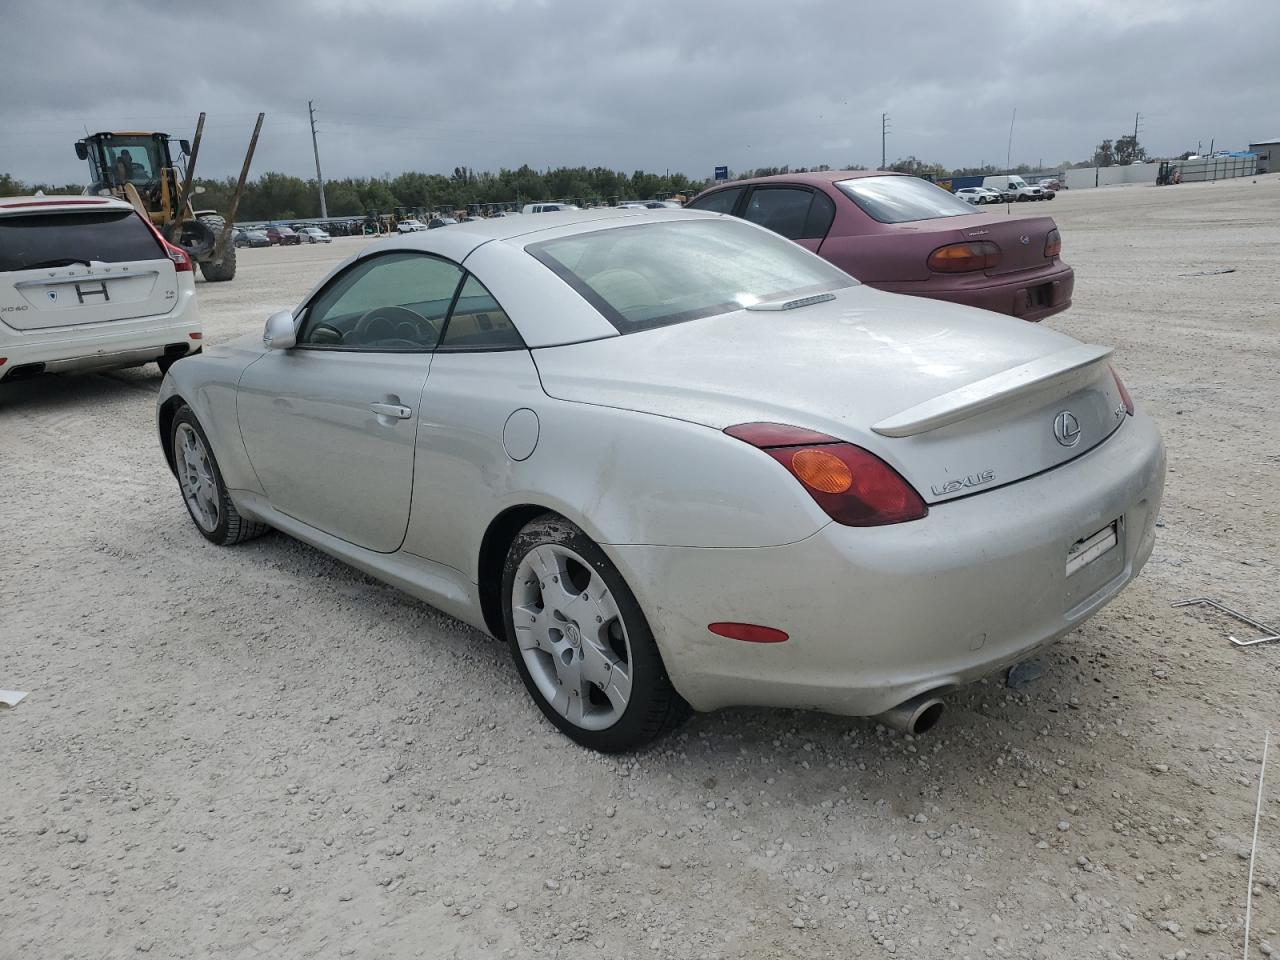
[790,448,854,494]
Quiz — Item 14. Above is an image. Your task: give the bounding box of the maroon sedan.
[265,225,301,246]
[688,171,1073,322]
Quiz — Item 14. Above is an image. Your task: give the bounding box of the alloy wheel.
[511,543,633,730]
[175,422,220,533]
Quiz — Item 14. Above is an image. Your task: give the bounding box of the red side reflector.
[0,358,7,367]
[189,332,202,340]
[708,622,789,644]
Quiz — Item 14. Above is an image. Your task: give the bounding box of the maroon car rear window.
[835,176,976,224]
[0,210,162,272]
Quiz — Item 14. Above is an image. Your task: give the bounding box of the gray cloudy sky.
[3,0,1277,184]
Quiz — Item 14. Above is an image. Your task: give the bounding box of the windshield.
[527,218,854,333]
[834,175,976,224]
[0,209,162,272]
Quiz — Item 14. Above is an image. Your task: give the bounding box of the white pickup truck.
[982,175,1052,201]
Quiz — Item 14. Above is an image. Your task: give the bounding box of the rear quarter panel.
[403,350,830,581]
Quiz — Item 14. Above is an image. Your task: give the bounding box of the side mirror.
[75,142,88,161]
[263,311,297,350]
[180,139,191,155]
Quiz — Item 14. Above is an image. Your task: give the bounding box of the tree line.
[0,137,1187,218]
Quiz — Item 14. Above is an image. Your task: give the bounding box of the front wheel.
[501,515,687,751]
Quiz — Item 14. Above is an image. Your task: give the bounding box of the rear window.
[527,218,853,334]
[0,209,163,273]
[834,176,976,224]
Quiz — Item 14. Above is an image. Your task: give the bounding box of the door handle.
[369,402,412,420]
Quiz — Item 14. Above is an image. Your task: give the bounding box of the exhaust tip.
[874,693,946,736]
[912,700,944,735]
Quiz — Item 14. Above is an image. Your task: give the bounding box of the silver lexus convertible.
[157,209,1166,751]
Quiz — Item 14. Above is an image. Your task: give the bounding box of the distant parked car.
[297,226,332,244]
[521,203,581,214]
[689,170,1073,321]
[265,225,301,245]
[0,195,200,382]
[427,217,458,229]
[955,187,999,205]
[982,175,1051,202]
[397,219,428,233]
[233,229,270,248]
[1038,178,1064,192]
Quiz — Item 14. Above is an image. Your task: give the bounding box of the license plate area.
[1064,518,1124,610]
[1066,520,1118,577]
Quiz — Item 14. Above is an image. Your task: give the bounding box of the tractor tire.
[196,215,237,282]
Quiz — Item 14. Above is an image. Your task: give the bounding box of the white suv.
[0,195,200,383]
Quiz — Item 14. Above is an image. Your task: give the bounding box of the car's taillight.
[164,242,193,272]
[927,241,1000,273]
[1109,364,1134,415]
[1044,228,1062,258]
[142,216,194,272]
[725,422,927,526]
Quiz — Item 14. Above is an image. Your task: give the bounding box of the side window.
[298,251,464,351]
[440,274,525,351]
[742,187,815,241]
[688,187,742,215]
[803,190,836,239]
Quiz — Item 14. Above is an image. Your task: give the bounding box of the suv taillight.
[725,423,927,526]
[141,215,193,272]
[927,241,1000,273]
[1044,228,1062,258]
[164,242,193,273]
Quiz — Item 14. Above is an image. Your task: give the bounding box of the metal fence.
[1171,155,1258,183]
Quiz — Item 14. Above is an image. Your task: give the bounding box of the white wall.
[1063,164,1159,190]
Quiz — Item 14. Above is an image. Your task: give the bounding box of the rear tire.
[501,514,687,751]
[196,215,237,282]
[170,405,268,545]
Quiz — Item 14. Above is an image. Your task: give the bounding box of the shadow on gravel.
[0,366,162,413]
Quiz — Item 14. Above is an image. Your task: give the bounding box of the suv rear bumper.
[0,300,199,382]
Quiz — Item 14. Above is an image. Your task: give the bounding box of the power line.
[881,112,890,170]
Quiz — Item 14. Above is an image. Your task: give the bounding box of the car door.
[236,250,466,553]
[738,185,836,254]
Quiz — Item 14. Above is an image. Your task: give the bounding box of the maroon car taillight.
[927,241,1001,273]
[1044,228,1062,258]
[724,422,927,527]
[1109,364,1134,415]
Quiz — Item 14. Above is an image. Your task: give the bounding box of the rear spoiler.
[871,344,1113,438]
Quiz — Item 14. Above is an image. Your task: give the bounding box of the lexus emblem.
[1054,411,1081,447]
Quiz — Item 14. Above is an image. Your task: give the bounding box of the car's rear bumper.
[0,297,200,381]
[608,411,1165,718]
[871,262,1074,322]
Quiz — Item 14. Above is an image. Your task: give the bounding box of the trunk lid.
[0,207,178,330]
[936,212,1057,276]
[533,286,1127,504]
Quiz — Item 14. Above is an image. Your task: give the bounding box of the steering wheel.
[354,305,438,346]
[309,322,344,344]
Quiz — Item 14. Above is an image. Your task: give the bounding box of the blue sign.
[714,166,728,181]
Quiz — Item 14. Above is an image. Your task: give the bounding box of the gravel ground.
[3,177,1279,959]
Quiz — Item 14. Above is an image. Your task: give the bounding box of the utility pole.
[309,99,328,219]
[880,113,890,170]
